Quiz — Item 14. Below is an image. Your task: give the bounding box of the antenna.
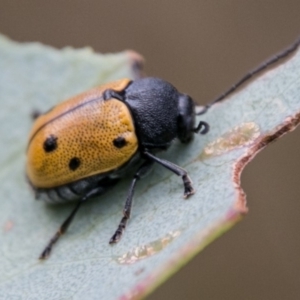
[198,35,300,115]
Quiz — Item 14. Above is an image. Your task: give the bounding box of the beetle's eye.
[43,135,58,152]
[113,136,127,148]
[69,157,81,171]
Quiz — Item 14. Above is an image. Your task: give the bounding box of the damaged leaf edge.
[121,111,300,300]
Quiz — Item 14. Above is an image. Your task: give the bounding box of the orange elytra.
[27,78,138,189]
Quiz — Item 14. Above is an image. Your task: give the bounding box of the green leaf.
[0,34,300,299]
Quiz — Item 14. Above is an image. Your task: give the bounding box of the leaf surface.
[0,34,299,300]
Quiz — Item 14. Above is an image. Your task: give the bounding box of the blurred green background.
[1,1,300,299]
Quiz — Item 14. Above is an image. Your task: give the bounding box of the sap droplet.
[200,122,260,159]
[114,230,182,265]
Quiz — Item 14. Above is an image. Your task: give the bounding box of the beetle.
[26,77,209,259]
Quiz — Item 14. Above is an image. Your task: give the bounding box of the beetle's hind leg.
[143,151,194,198]
[39,199,82,260]
[109,160,154,244]
[39,187,105,260]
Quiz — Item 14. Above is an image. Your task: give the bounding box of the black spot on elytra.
[43,135,58,152]
[69,157,81,171]
[113,136,127,148]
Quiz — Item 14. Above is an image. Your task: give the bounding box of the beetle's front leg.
[143,151,195,198]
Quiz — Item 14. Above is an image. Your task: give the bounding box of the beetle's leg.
[39,200,82,260]
[31,110,43,120]
[143,151,194,198]
[103,89,125,101]
[193,120,209,135]
[39,187,104,260]
[109,160,154,244]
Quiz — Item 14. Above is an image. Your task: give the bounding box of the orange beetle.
[26,77,209,259]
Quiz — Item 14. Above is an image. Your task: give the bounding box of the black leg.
[193,121,209,135]
[109,160,154,244]
[39,187,104,260]
[143,151,194,198]
[31,110,42,120]
[103,89,124,101]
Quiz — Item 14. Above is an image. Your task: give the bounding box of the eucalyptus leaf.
[0,34,300,300]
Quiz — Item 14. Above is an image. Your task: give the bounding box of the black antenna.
[198,35,300,115]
